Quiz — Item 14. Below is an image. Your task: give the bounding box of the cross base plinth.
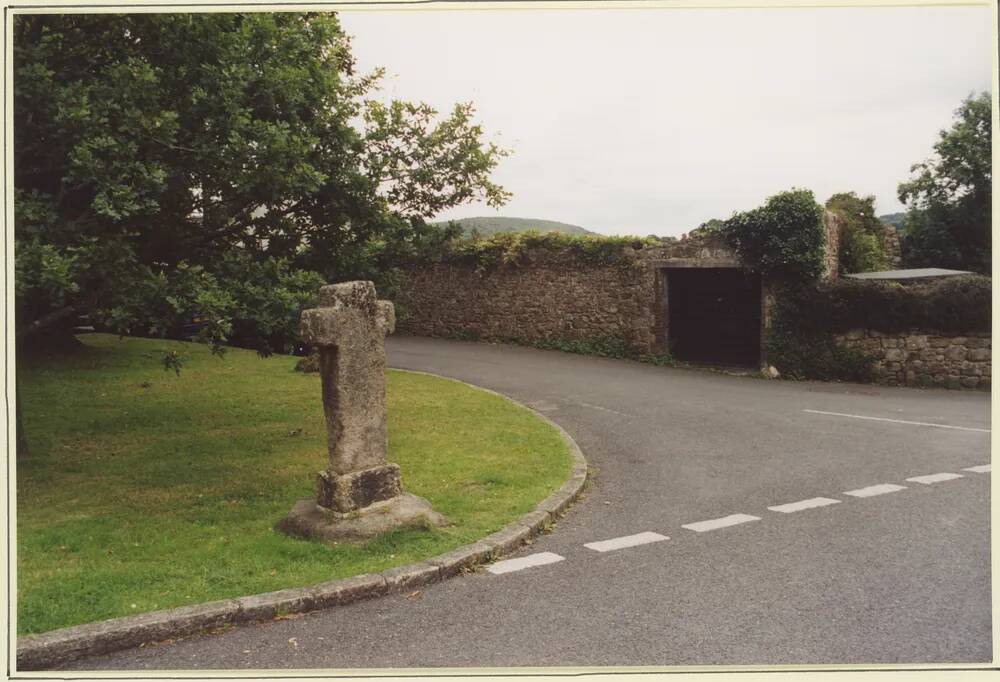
[276,492,449,543]
[316,464,403,513]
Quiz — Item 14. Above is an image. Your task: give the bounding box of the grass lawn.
[16,334,572,635]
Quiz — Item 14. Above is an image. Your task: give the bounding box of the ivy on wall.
[766,275,990,381]
[719,188,827,283]
[776,275,989,335]
[410,231,660,270]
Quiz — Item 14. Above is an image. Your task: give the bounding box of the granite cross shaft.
[301,281,399,512]
[277,281,446,542]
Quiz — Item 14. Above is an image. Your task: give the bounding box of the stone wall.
[396,220,851,357]
[397,259,661,352]
[823,209,843,280]
[881,224,902,268]
[394,214,986,389]
[834,329,990,390]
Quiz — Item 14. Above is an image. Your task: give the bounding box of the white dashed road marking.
[844,483,907,498]
[583,531,668,553]
[767,497,841,513]
[905,472,964,485]
[490,465,981,577]
[682,514,760,533]
[803,409,990,433]
[487,552,565,575]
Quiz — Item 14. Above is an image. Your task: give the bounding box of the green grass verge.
[16,334,572,635]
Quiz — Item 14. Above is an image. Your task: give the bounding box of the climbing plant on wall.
[419,231,659,271]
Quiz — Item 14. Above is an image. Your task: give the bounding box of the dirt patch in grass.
[16,334,572,634]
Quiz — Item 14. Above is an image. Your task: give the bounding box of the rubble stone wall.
[397,261,661,352]
[881,225,902,268]
[833,329,990,390]
[823,210,843,280]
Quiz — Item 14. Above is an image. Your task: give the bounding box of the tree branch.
[17,304,82,340]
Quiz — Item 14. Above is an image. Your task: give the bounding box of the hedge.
[775,274,990,335]
[766,274,990,381]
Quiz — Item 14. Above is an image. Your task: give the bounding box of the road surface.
[64,337,992,669]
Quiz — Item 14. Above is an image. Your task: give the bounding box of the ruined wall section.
[823,209,843,280]
[881,225,902,268]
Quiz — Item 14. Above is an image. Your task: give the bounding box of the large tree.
[897,92,991,272]
[14,12,508,354]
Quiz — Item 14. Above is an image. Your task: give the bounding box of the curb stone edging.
[16,370,589,671]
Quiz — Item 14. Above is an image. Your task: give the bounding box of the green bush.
[826,192,889,274]
[839,228,888,274]
[720,188,826,283]
[293,351,320,373]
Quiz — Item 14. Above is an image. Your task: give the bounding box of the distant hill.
[433,216,597,237]
[878,212,906,228]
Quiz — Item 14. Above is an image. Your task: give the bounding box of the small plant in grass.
[534,335,636,359]
[441,328,481,342]
[294,352,320,373]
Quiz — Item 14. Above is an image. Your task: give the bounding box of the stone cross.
[279,280,445,542]
[299,281,400,513]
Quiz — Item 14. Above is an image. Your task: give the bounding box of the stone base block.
[317,464,402,513]
[276,493,449,543]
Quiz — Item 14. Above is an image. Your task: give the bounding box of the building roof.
[844,268,973,281]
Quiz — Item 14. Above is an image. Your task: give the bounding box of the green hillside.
[878,212,906,228]
[434,216,597,237]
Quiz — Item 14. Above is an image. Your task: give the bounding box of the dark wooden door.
[667,268,761,366]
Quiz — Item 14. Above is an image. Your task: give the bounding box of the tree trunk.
[17,304,80,341]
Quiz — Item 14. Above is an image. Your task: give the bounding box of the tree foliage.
[897,92,991,272]
[14,13,508,353]
[719,188,826,282]
[825,192,889,274]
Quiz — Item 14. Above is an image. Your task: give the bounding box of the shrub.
[720,189,826,283]
[826,192,889,274]
[293,351,320,373]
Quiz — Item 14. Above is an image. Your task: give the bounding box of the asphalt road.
[64,337,992,670]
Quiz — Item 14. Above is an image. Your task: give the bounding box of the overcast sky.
[339,7,992,237]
